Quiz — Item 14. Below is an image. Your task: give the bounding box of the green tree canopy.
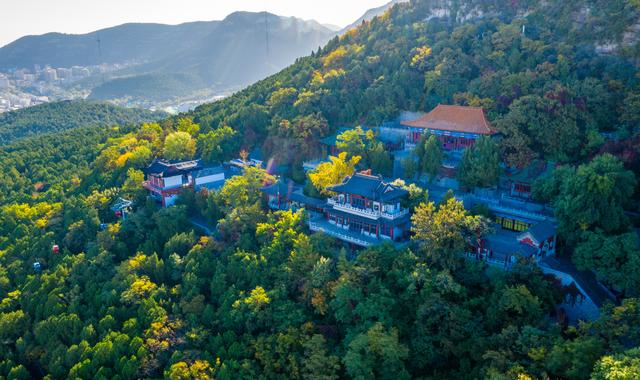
[418,134,444,182]
[309,152,361,196]
[592,348,640,380]
[457,135,501,188]
[574,231,640,296]
[336,126,368,160]
[411,197,490,269]
[197,125,238,164]
[344,323,410,380]
[553,154,636,240]
[164,131,196,161]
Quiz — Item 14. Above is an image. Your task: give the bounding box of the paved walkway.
[541,256,615,308]
[189,217,216,236]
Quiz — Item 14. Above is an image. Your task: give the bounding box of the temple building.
[260,179,325,214]
[517,222,557,258]
[308,173,411,247]
[500,159,555,200]
[400,104,498,151]
[319,127,351,156]
[473,221,557,268]
[143,159,226,207]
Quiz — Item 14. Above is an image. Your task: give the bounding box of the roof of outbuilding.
[193,165,225,178]
[328,173,408,201]
[400,104,496,135]
[520,222,556,244]
[261,179,295,197]
[289,192,326,208]
[145,159,203,177]
[250,148,264,162]
[506,160,555,184]
[260,180,327,209]
[320,127,356,146]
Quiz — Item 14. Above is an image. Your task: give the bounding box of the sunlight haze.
[0,0,390,47]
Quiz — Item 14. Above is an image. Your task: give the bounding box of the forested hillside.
[188,0,640,166]
[0,0,639,378]
[0,101,166,144]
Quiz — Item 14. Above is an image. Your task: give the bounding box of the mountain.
[0,1,639,379]
[188,0,640,157]
[0,100,167,144]
[0,21,219,69]
[0,12,336,102]
[341,0,410,32]
[321,23,342,31]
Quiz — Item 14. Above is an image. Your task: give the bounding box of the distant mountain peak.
[341,0,410,33]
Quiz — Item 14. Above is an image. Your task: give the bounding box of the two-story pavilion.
[309,173,410,247]
[401,104,498,150]
[143,159,226,207]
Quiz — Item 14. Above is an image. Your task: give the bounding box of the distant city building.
[41,68,58,82]
[57,68,73,80]
[71,66,91,78]
[12,70,27,80]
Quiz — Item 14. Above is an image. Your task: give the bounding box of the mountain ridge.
[0,11,337,103]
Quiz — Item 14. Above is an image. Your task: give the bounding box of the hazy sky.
[0,0,389,47]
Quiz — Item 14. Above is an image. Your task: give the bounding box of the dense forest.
[0,101,166,144]
[0,0,639,378]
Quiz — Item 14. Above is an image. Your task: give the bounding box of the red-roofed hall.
[400,104,498,150]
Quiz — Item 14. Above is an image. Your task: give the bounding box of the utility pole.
[96,32,106,85]
[264,10,271,70]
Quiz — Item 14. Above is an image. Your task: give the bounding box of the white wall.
[195,173,225,185]
[163,175,183,189]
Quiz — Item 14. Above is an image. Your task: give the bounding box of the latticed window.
[514,220,530,232]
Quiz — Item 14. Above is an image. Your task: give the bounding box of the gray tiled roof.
[484,230,538,259]
[319,127,353,146]
[289,192,326,208]
[194,166,225,178]
[145,159,203,177]
[522,222,556,243]
[328,173,408,202]
[260,180,295,197]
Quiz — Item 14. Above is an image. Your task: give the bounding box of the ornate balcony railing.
[309,221,373,247]
[328,198,409,220]
[381,209,409,220]
[142,181,163,193]
[332,203,379,219]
